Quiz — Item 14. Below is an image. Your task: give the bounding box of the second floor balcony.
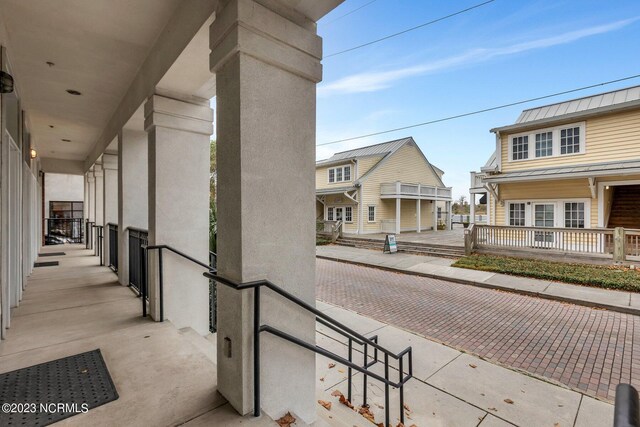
[380,182,452,200]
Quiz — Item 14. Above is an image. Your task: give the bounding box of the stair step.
[178,327,217,365]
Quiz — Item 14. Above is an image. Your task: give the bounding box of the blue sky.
[315,0,640,200]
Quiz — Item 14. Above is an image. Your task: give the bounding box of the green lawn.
[453,254,640,292]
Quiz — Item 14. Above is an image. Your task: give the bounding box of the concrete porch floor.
[343,225,466,247]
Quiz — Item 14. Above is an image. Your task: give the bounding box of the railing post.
[254,285,261,417]
[614,384,639,427]
[158,248,164,321]
[614,227,626,263]
[142,245,147,317]
[384,353,390,427]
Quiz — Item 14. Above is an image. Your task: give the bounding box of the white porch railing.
[470,172,485,190]
[465,224,640,261]
[380,219,396,233]
[380,182,452,200]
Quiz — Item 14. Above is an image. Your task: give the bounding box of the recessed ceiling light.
[61,138,71,142]
[49,125,54,128]
[46,61,55,67]
[66,89,81,96]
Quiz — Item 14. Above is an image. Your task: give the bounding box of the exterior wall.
[361,143,443,233]
[500,109,640,172]
[43,173,84,218]
[357,155,383,179]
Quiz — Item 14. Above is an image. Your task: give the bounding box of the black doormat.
[0,349,118,426]
[34,261,59,268]
[38,252,66,257]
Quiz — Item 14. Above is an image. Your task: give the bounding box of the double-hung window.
[345,206,353,223]
[368,206,376,222]
[535,132,552,157]
[328,165,351,183]
[512,136,529,160]
[560,127,580,154]
[509,203,526,226]
[327,207,334,221]
[564,202,585,228]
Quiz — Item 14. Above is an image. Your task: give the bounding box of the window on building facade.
[509,203,526,226]
[564,202,585,228]
[535,132,553,157]
[50,201,83,219]
[560,127,580,154]
[512,136,529,160]
[328,165,351,183]
[368,206,376,222]
[327,207,334,221]
[345,206,353,223]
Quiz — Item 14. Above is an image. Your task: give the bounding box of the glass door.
[335,207,344,222]
[533,203,555,247]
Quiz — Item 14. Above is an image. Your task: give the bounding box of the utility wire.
[324,0,495,59]
[317,73,640,146]
[322,0,380,26]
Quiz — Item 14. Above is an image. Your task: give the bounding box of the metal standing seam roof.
[483,159,640,182]
[515,85,640,124]
[316,137,412,165]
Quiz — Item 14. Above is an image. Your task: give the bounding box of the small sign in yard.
[383,234,398,254]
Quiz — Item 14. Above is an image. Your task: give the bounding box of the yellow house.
[316,137,452,234]
[471,85,640,232]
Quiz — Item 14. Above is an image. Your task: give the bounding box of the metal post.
[363,341,368,407]
[384,353,390,427]
[399,356,404,425]
[253,286,261,417]
[347,338,353,403]
[158,248,164,321]
[142,246,147,317]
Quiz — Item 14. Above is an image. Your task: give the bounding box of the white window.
[509,203,526,226]
[512,136,528,160]
[328,165,352,183]
[560,126,580,154]
[327,207,334,221]
[345,206,353,223]
[368,206,376,222]
[535,132,552,157]
[564,202,585,228]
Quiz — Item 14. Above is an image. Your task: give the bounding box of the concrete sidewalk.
[316,245,640,316]
[314,301,614,427]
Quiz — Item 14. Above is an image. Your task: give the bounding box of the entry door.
[335,207,344,222]
[533,203,555,246]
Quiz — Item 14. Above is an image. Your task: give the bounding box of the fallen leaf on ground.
[403,403,411,412]
[276,412,296,427]
[328,363,336,369]
[338,369,345,373]
[319,376,325,382]
[358,405,376,423]
[504,398,514,404]
[469,364,477,368]
[318,400,332,410]
[396,423,405,427]
[331,390,343,397]
[339,394,354,409]
[488,407,498,412]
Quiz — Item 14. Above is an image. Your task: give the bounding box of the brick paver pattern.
[316,259,640,401]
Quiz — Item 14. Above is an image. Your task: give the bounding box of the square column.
[470,193,476,224]
[102,154,118,265]
[93,165,104,226]
[395,198,401,234]
[416,199,421,232]
[211,0,322,421]
[87,173,96,222]
[117,129,148,287]
[144,94,212,335]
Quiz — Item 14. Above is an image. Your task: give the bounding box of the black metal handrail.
[204,271,413,426]
[45,218,83,244]
[128,227,148,300]
[615,384,640,427]
[107,223,118,271]
[92,224,104,266]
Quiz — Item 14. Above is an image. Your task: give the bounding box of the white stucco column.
[102,154,118,265]
[87,173,96,223]
[447,201,453,230]
[211,0,322,421]
[93,165,104,226]
[470,193,476,224]
[117,129,148,287]
[83,173,90,221]
[144,94,212,335]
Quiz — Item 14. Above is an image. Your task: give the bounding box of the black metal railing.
[85,220,95,249]
[92,224,104,266]
[615,384,640,427]
[128,227,148,298]
[143,245,218,332]
[45,218,84,245]
[204,271,413,427]
[108,223,118,272]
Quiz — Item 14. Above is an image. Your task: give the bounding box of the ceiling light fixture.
[66,89,81,96]
[46,61,55,67]
[30,149,37,159]
[61,139,71,142]
[49,125,54,128]
[0,71,14,93]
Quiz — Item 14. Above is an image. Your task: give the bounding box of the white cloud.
[319,18,638,96]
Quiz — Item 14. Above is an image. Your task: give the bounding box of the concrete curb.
[316,255,640,317]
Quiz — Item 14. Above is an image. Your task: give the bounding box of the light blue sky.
[315,0,640,200]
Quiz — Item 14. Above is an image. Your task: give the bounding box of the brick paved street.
[316,258,640,401]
